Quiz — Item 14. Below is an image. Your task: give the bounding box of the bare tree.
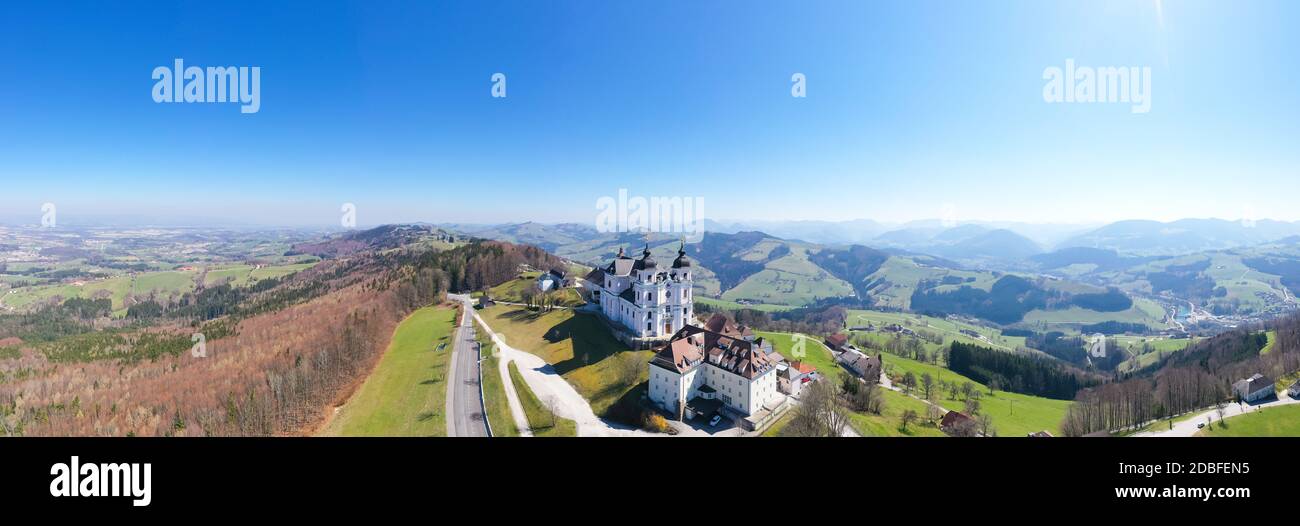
[926,402,943,423]
[900,409,918,432]
[978,413,995,437]
[921,372,934,401]
[788,379,849,437]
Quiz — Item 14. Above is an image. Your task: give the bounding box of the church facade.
[585,243,694,342]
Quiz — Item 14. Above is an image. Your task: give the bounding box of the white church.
[583,243,694,346]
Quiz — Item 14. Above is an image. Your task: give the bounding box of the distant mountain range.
[440,217,1300,329]
[702,217,1300,259]
[1055,219,1300,256]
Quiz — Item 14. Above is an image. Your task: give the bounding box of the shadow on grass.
[549,314,631,375]
[416,411,438,422]
[499,308,548,323]
[601,381,648,425]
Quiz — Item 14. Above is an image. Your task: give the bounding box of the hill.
[1058,218,1300,256]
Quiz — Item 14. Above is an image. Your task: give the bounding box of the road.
[445,298,490,437]
[1134,391,1300,437]
[465,301,658,437]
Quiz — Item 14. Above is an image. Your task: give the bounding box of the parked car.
[708,414,722,427]
[1197,422,1205,429]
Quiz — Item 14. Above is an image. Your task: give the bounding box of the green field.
[879,353,1072,436]
[486,271,584,307]
[1020,296,1168,331]
[847,309,1027,351]
[478,305,650,419]
[320,306,456,436]
[721,248,854,307]
[694,297,795,312]
[1198,404,1300,437]
[756,330,840,380]
[4,261,315,317]
[508,362,577,437]
[203,263,315,287]
[1114,336,1196,372]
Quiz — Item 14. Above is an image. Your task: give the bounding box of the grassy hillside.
[721,247,854,306]
[4,262,315,317]
[321,305,456,436]
[1019,296,1168,331]
[203,262,315,287]
[880,353,1072,436]
[1114,335,1196,372]
[485,271,583,306]
[846,388,949,437]
[757,330,839,380]
[847,309,1027,351]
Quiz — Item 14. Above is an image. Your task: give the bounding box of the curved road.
[445,300,489,437]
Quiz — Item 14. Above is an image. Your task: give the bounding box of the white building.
[648,314,784,428]
[535,269,566,292]
[1233,373,1275,403]
[586,244,693,341]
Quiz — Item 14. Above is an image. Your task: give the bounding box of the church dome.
[672,242,691,268]
[635,244,657,270]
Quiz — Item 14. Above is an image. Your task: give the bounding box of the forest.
[1061,316,1300,436]
[0,237,550,436]
[946,341,1096,400]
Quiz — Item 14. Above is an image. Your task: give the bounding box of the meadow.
[879,352,1072,436]
[1198,404,1300,437]
[320,306,455,436]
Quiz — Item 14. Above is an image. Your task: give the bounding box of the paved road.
[446,300,489,437]
[1134,391,1300,437]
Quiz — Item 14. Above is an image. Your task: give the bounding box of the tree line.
[947,341,1096,400]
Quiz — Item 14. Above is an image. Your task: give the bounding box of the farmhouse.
[588,243,694,348]
[1233,373,1275,403]
[824,332,848,351]
[648,315,784,430]
[837,347,882,383]
[940,410,977,436]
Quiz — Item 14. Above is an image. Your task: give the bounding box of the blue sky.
[0,0,1296,227]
